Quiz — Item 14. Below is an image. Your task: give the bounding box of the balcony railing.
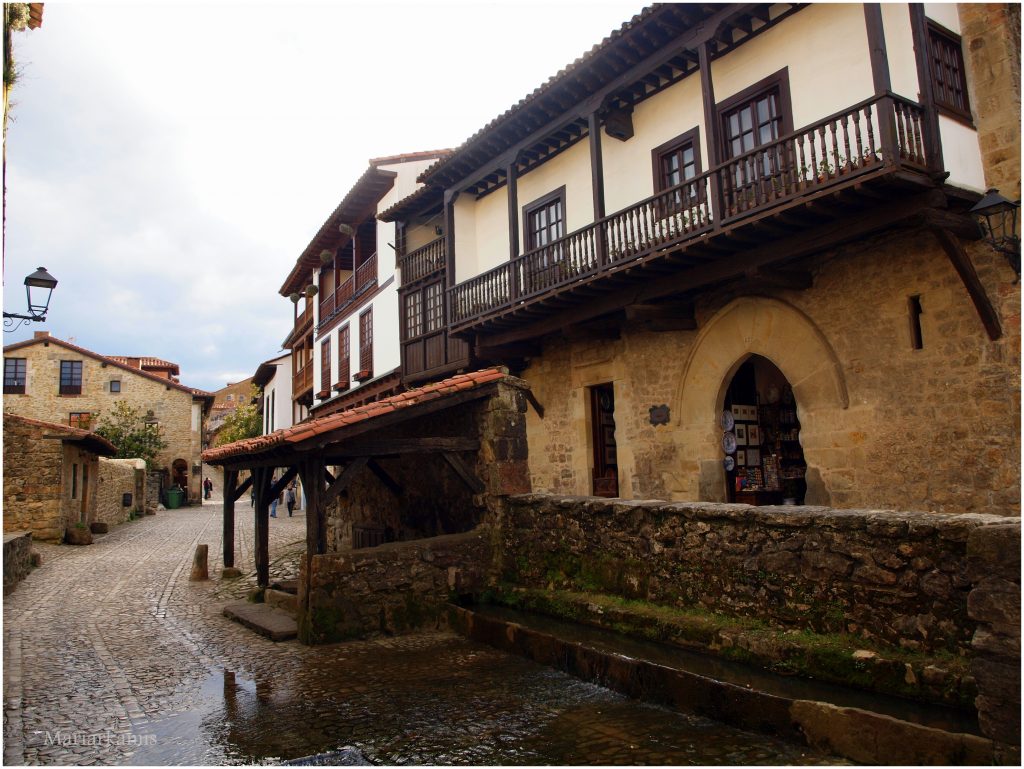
[292,363,312,397]
[399,237,446,285]
[317,254,378,330]
[449,93,928,326]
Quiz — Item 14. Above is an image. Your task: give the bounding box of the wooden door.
[80,462,89,522]
[590,384,618,497]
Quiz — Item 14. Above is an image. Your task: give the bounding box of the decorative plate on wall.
[722,431,737,454]
[720,410,735,431]
[723,455,736,472]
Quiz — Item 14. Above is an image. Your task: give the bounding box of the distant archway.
[674,296,848,503]
[172,458,188,489]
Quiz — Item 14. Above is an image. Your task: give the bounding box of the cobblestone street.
[3,505,840,765]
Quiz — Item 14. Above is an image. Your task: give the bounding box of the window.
[226,394,234,402]
[425,282,444,333]
[337,324,350,390]
[319,336,331,396]
[928,22,971,122]
[109,380,121,393]
[404,291,423,339]
[4,358,26,394]
[718,70,793,202]
[524,187,566,251]
[358,308,373,378]
[69,412,93,430]
[59,360,83,395]
[652,128,703,213]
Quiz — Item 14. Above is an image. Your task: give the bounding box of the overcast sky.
[3,1,640,392]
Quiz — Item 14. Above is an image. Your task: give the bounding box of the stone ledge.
[223,602,297,642]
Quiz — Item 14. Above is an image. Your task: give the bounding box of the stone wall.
[96,458,145,525]
[500,494,1019,657]
[966,522,1021,759]
[299,529,492,644]
[3,414,65,541]
[959,3,1021,199]
[60,443,99,529]
[522,227,1020,515]
[3,337,206,503]
[3,532,33,595]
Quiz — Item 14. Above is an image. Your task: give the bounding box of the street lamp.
[970,189,1020,281]
[4,266,58,332]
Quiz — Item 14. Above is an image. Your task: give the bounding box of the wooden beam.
[931,227,1002,340]
[475,342,543,360]
[506,161,519,263]
[442,452,486,494]
[863,4,892,94]
[523,389,545,419]
[230,474,253,503]
[367,459,403,497]
[908,4,944,174]
[481,190,947,347]
[322,456,370,509]
[252,466,272,589]
[324,437,480,458]
[921,208,983,241]
[268,465,299,500]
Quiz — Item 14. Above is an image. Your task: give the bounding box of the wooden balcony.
[399,237,446,286]
[292,363,313,400]
[449,94,934,336]
[318,254,378,331]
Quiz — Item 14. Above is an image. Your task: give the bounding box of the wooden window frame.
[69,412,93,430]
[522,186,567,252]
[357,307,373,380]
[4,357,26,394]
[927,21,973,125]
[651,127,704,215]
[318,336,331,398]
[403,290,423,341]
[424,281,444,333]
[716,68,794,160]
[335,323,350,392]
[109,380,121,393]
[59,360,83,396]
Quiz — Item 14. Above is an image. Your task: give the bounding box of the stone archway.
[673,296,848,504]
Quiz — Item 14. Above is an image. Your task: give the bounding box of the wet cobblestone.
[4,503,845,765]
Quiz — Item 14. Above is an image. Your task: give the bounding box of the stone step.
[270,578,299,595]
[265,588,297,615]
[223,602,297,642]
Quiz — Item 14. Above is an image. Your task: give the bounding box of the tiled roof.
[106,356,180,373]
[369,149,453,166]
[4,335,209,400]
[4,413,118,456]
[203,368,507,463]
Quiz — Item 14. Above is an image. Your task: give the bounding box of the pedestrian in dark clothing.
[203,477,213,500]
[286,483,296,516]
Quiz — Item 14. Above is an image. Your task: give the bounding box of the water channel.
[128,632,846,765]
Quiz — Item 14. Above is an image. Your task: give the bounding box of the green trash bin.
[165,487,184,509]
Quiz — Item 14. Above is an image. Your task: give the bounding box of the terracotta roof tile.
[4,413,118,456]
[202,367,511,463]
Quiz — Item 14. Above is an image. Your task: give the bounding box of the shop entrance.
[589,383,618,498]
[721,356,806,505]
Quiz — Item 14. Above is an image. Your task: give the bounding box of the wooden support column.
[443,189,459,288]
[252,466,272,589]
[507,161,521,302]
[908,3,943,173]
[222,469,237,569]
[297,456,324,623]
[864,4,900,164]
[931,227,1002,340]
[589,111,608,266]
[698,41,722,229]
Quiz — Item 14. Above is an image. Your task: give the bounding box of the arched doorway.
[722,355,807,505]
[172,458,188,489]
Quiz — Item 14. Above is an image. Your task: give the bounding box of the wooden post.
[253,466,271,589]
[298,456,324,620]
[699,41,722,229]
[908,3,943,173]
[223,469,237,571]
[589,111,608,267]
[864,4,900,165]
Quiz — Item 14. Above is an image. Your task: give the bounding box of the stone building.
[3,332,214,503]
[383,2,1020,515]
[3,413,116,542]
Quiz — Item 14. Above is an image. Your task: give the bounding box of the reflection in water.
[126,635,845,766]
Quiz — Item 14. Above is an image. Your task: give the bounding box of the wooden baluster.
[853,110,864,167]
[829,120,840,177]
[840,114,852,172]
[895,101,908,159]
[808,130,820,188]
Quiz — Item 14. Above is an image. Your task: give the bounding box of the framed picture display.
[748,425,760,445]
[735,424,747,445]
[736,450,746,466]
[747,448,761,467]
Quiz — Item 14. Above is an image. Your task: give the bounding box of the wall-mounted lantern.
[970,188,1020,280]
[4,266,58,332]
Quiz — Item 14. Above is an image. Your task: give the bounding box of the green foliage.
[216,386,262,446]
[93,402,167,470]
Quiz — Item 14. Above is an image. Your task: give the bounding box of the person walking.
[270,474,279,517]
[286,483,296,517]
[203,477,213,500]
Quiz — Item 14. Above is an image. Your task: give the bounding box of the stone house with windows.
[3,412,117,542]
[3,331,214,503]
[383,2,1019,515]
[279,150,450,422]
